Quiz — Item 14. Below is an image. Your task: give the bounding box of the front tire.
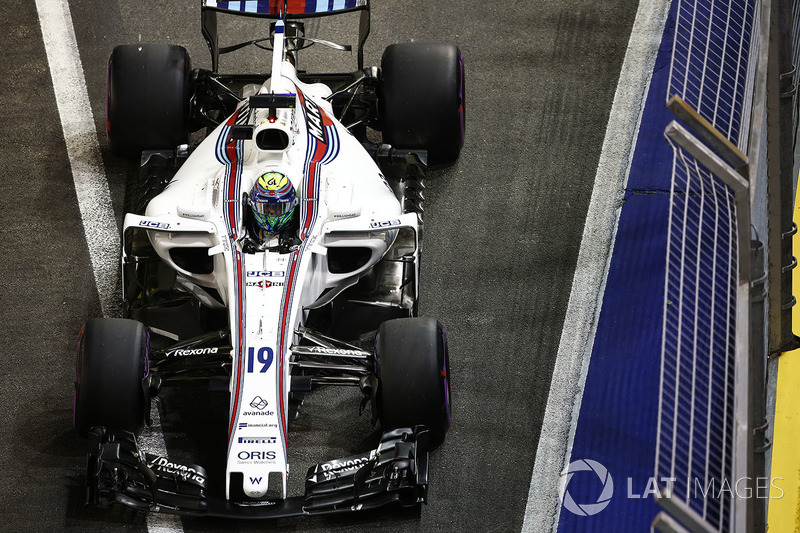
[380,43,465,165]
[74,318,149,437]
[107,44,191,158]
[375,317,452,447]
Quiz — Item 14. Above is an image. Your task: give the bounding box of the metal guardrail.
[656,122,749,533]
[667,0,758,151]
[655,0,766,531]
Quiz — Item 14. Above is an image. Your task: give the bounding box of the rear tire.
[375,317,452,447]
[380,43,465,165]
[74,318,149,437]
[107,44,191,158]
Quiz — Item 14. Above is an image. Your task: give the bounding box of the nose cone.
[243,475,269,498]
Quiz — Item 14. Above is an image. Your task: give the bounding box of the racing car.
[73,0,464,519]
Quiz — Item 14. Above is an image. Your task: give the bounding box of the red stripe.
[224,108,246,441]
[277,252,300,437]
[228,252,245,438]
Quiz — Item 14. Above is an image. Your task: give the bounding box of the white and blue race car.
[74,0,463,519]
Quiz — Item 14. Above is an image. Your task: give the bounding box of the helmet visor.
[252,196,295,232]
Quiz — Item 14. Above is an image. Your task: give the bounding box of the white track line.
[521,0,672,531]
[35,1,182,531]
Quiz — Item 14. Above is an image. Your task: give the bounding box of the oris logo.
[238,451,276,461]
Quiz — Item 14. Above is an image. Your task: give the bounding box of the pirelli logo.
[238,436,277,444]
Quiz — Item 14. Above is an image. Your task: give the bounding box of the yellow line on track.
[768,169,800,532]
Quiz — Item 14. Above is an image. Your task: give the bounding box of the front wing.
[85,426,429,519]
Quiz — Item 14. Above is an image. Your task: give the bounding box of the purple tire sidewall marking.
[442,326,451,426]
[458,53,465,145]
[73,328,82,427]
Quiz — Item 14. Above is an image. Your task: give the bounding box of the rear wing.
[203,0,367,16]
[201,0,371,71]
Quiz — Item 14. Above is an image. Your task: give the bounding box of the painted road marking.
[34,1,182,531]
[766,167,800,531]
[521,0,673,531]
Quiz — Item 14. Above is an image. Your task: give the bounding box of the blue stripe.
[216,125,231,164]
[557,2,678,530]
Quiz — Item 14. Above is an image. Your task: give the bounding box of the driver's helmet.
[249,170,297,233]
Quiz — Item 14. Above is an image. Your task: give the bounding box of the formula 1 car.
[73,0,463,520]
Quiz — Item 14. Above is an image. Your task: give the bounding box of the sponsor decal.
[247,347,274,373]
[240,421,278,429]
[246,270,285,278]
[237,450,277,462]
[246,280,284,288]
[242,410,276,416]
[250,396,268,410]
[164,347,219,357]
[148,456,206,485]
[306,346,364,356]
[139,220,170,230]
[238,436,277,444]
[235,500,277,507]
[316,451,376,480]
[369,219,401,229]
[243,397,276,416]
[303,97,325,143]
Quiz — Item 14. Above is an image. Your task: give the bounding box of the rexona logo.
[307,346,364,356]
[164,347,219,357]
[561,459,614,516]
[316,451,376,481]
[148,456,206,486]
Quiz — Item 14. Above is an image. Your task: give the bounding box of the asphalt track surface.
[0,1,638,531]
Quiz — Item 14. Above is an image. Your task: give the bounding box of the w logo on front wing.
[250,477,261,485]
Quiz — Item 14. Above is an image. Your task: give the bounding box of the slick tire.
[107,43,191,158]
[375,317,452,448]
[380,42,465,165]
[74,318,149,437]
